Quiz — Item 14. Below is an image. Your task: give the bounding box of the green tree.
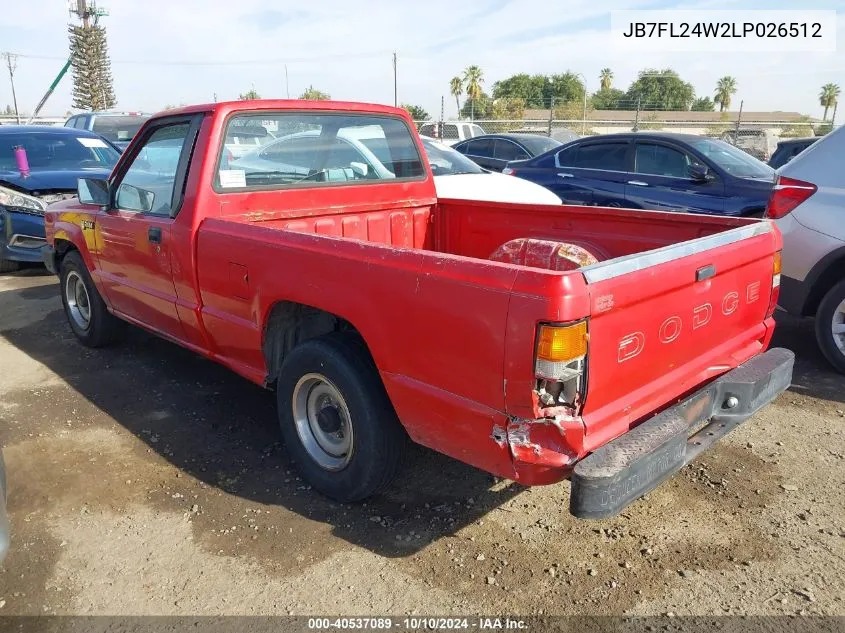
[624,69,695,111]
[68,23,116,110]
[490,97,525,120]
[599,68,613,91]
[591,88,626,110]
[819,83,840,120]
[238,89,261,100]
[299,85,330,100]
[402,104,430,121]
[462,65,484,120]
[2,105,13,115]
[691,96,715,112]
[460,91,493,119]
[713,76,737,112]
[449,76,463,115]
[492,73,546,107]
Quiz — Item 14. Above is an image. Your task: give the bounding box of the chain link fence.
[416,97,837,162]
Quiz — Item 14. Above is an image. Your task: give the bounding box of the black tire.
[59,250,125,347]
[0,259,19,273]
[276,333,406,502]
[815,279,845,374]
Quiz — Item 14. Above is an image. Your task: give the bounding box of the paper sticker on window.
[219,169,246,188]
[77,137,109,148]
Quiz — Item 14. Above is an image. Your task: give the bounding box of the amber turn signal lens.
[536,322,588,363]
[773,251,782,276]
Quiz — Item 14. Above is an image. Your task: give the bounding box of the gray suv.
[767,125,845,373]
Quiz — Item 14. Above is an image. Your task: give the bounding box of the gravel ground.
[0,267,842,616]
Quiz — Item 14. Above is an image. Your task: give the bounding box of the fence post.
[734,100,743,142]
[440,95,445,139]
[633,97,640,132]
[548,96,554,136]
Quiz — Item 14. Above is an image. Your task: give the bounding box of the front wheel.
[0,259,19,273]
[276,333,406,502]
[59,251,125,347]
[815,279,845,374]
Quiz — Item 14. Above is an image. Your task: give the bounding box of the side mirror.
[350,161,369,178]
[688,163,713,182]
[115,183,155,213]
[78,178,111,206]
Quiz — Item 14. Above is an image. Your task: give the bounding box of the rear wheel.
[276,333,406,502]
[59,251,125,347]
[815,279,845,374]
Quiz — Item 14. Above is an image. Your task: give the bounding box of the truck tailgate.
[579,222,780,451]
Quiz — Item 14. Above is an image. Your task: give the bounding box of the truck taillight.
[767,251,782,317]
[535,321,587,380]
[765,176,816,219]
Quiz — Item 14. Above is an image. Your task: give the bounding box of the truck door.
[95,115,201,340]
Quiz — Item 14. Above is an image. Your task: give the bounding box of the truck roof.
[160,99,410,119]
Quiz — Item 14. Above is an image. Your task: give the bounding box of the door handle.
[557,173,574,178]
[627,180,649,186]
[148,226,162,244]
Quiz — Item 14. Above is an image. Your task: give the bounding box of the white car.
[421,137,561,204]
[418,121,485,146]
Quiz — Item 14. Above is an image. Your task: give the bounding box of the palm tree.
[599,68,613,92]
[449,76,463,116]
[714,76,737,112]
[462,65,484,120]
[819,83,841,120]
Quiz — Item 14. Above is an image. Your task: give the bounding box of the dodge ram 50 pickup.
[42,100,793,518]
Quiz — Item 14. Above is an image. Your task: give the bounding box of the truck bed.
[196,199,779,482]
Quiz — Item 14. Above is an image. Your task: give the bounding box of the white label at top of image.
[610,10,837,52]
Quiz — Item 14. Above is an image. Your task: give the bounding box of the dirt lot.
[0,267,842,616]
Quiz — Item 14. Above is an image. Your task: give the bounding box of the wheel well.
[261,301,367,388]
[54,239,78,265]
[804,255,845,317]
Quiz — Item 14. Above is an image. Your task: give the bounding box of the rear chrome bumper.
[569,347,794,519]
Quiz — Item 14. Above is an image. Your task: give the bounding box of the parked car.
[503,133,775,216]
[65,112,150,150]
[768,137,818,169]
[0,126,120,272]
[417,121,485,146]
[766,125,845,373]
[224,123,276,160]
[453,133,562,172]
[720,129,778,162]
[43,100,791,519]
[421,136,560,204]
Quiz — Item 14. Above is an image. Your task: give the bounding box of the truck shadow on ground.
[0,280,524,558]
[771,312,845,405]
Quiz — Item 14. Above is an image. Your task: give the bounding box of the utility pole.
[548,96,554,136]
[634,96,641,132]
[392,51,397,107]
[734,99,744,141]
[2,53,20,124]
[284,64,290,99]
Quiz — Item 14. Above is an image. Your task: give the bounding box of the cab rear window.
[217,113,425,191]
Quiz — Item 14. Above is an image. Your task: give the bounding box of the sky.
[1,0,843,119]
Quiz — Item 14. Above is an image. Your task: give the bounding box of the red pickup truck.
[42,100,793,518]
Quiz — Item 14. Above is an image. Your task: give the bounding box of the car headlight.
[0,185,47,214]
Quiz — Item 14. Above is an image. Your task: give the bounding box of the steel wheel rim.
[832,298,845,354]
[292,373,353,471]
[65,271,91,330]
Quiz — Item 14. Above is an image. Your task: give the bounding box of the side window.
[556,145,577,167]
[464,138,494,157]
[116,122,191,216]
[65,116,77,128]
[441,124,459,141]
[574,142,629,171]
[419,124,435,136]
[634,143,691,178]
[494,140,529,161]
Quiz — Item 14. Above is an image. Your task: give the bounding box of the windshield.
[690,138,774,179]
[0,132,120,172]
[422,139,483,175]
[92,115,150,143]
[518,135,562,156]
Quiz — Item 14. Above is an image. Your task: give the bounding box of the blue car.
[502,132,775,216]
[0,126,120,272]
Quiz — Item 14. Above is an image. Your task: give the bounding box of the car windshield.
[422,139,483,175]
[690,138,774,179]
[92,116,150,143]
[518,135,562,156]
[0,132,120,172]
